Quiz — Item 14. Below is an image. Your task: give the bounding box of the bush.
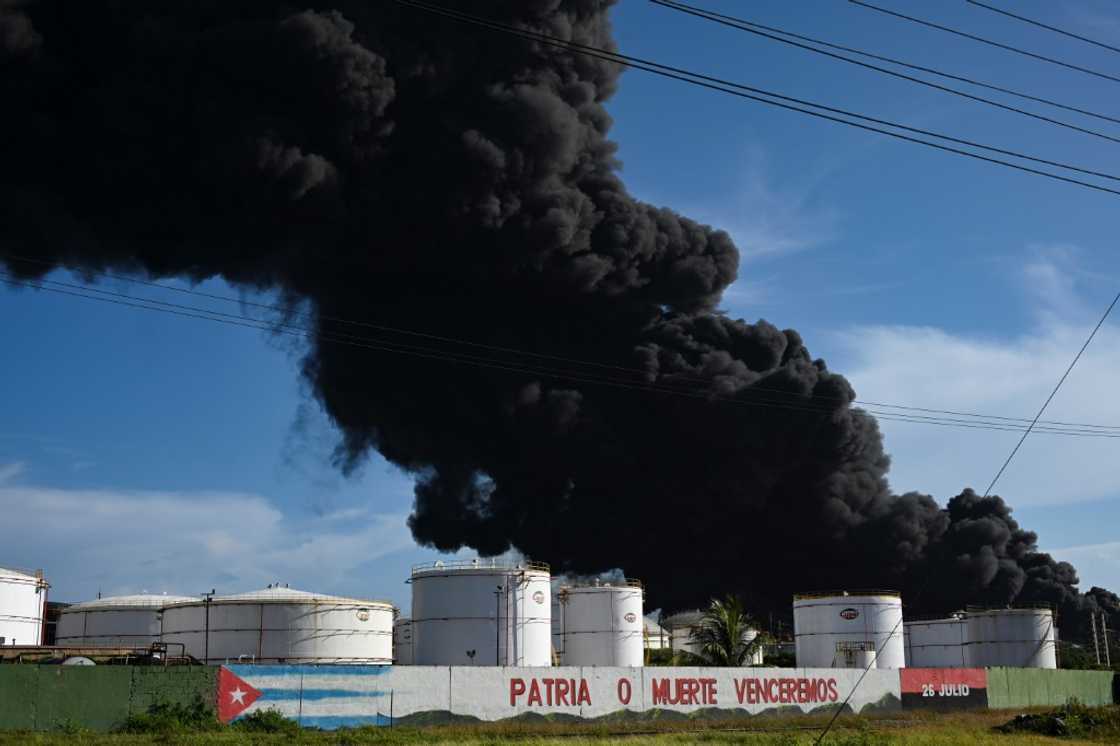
[233,707,301,734]
[645,648,678,666]
[996,701,1120,738]
[117,697,221,734]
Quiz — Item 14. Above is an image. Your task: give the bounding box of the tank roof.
[793,589,901,601]
[661,609,705,627]
[0,566,48,586]
[964,606,1054,615]
[63,594,196,610]
[185,587,395,607]
[560,578,642,591]
[411,558,550,576]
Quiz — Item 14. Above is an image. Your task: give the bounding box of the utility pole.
[494,586,502,666]
[202,589,215,664]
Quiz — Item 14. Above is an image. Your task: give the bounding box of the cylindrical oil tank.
[794,591,905,669]
[643,616,669,650]
[393,617,413,665]
[904,615,967,667]
[662,610,703,657]
[161,587,395,664]
[662,609,763,664]
[0,567,48,646]
[558,580,644,666]
[56,594,195,647]
[964,608,1057,668]
[410,558,551,666]
[550,586,564,663]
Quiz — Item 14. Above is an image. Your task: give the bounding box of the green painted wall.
[0,667,37,731]
[0,666,218,733]
[35,667,132,732]
[129,667,217,715]
[986,668,1114,709]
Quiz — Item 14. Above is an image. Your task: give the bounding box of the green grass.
[3,708,1118,745]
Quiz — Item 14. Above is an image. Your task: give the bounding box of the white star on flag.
[230,687,247,705]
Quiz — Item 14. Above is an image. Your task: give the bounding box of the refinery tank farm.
[0,561,1064,671]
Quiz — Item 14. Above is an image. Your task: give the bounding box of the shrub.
[117,697,220,734]
[996,701,1120,738]
[233,707,301,734]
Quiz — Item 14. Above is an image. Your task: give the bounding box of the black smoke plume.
[1,0,1111,633]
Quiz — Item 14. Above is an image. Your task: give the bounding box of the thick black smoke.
[1,1,1111,632]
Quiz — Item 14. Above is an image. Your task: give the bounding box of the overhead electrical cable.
[646,2,1120,127]
[966,0,1120,56]
[982,288,1120,496]
[4,270,1120,439]
[389,0,1120,197]
[849,0,1120,85]
[5,253,1120,433]
[651,0,1120,145]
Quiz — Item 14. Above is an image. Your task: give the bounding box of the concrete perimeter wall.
[0,666,216,732]
[0,665,1114,732]
[986,668,1113,709]
[220,665,902,729]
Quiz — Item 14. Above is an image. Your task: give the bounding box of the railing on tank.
[562,578,642,589]
[902,610,968,623]
[963,603,1055,613]
[410,558,550,575]
[557,578,644,601]
[0,566,48,583]
[792,589,902,600]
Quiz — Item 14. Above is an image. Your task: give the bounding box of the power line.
[983,288,1120,496]
[849,0,1120,85]
[651,2,1120,128]
[5,270,1120,439]
[5,252,1120,434]
[390,0,1120,198]
[966,0,1120,56]
[651,0,1120,145]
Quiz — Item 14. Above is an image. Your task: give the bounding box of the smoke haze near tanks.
[0,0,1112,630]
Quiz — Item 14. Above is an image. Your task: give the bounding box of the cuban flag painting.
[220,665,399,729]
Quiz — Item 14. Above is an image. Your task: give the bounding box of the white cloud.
[0,486,414,603]
[834,255,1120,508]
[1050,542,1120,593]
[1063,6,1120,45]
[0,462,24,485]
[687,145,841,262]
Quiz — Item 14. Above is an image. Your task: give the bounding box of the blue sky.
[3,0,1120,608]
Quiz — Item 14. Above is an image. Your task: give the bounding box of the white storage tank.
[662,609,763,665]
[56,594,195,647]
[410,558,551,666]
[664,610,704,657]
[161,587,395,664]
[393,617,413,665]
[643,616,669,650]
[558,580,644,666]
[793,590,905,669]
[550,587,564,663]
[904,615,967,668]
[964,608,1057,668]
[0,567,48,646]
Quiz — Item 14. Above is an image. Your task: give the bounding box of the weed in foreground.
[117,697,222,735]
[232,708,301,735]
[995,701,1120,739]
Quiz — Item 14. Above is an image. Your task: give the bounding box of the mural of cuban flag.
[219,665,408,728]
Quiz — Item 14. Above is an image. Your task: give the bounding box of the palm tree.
[687,595,763,667]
